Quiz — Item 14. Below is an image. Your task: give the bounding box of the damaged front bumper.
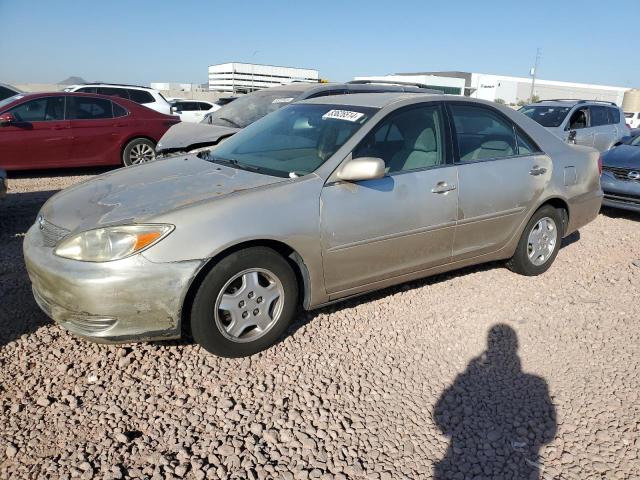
[23,223,204,344]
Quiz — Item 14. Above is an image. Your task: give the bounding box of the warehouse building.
[208,63,319,93]
[355,71,630,105]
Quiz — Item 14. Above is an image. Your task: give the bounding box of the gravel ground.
[1,171,639,480]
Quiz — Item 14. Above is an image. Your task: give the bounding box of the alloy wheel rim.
[527,217,557,266]
[214,268,285,343]
[129,144,155,164]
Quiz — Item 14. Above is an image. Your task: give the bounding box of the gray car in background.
[156,80,441,156]
[520,100,628,152]
[24,93,603,357]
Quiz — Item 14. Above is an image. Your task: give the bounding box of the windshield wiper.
[208,156,262,173]
[216,117,242,128]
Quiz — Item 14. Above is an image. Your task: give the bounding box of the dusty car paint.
[156,122,238,155]
[24,93,603,343]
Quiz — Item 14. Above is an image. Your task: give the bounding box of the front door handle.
[529,166,547,176]
[431,182,457,194]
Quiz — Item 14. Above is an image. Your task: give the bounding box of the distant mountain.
[58,76,88,85]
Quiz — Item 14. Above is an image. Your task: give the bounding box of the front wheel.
[507,205,563,276]
[122,138,156,166]
[190,247,299,357]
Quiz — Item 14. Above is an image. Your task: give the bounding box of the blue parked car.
[601,129,640,213]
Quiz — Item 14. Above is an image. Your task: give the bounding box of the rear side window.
[76,87,97,94]
[67,97,113,120]
[609,107,621,124]
[127,89,154,104]
[449,104,516,162]
[176,102,199,111]
[9,97,65,122]
[516,129,541,155]
[198,102,213,110]
[112,102,128,117]
[590,106,610,127]
[96,87,130,100]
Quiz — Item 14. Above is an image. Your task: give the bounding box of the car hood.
[40,156,284,232]
[602,145,640,169]
[156,122,239,152]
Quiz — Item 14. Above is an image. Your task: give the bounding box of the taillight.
[598,155,603,175]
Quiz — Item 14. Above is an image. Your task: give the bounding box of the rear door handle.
[431,182,457,194]
[529,166,547,176]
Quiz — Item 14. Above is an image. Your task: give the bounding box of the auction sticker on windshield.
[322,110,365,122]
[272,97,294,104]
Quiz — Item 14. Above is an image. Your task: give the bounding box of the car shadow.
[0,189,60,348]
[432,324,557,479]
[600,206,640,221]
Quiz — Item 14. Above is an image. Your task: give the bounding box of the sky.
[0,0,637,87]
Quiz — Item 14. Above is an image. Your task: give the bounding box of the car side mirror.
[337,157,385,182]
[171,106,180,114]
[0,112,15,126]
[567,130,577,144]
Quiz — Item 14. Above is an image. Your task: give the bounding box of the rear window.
[127,89,155,104]
[519,106,571,127]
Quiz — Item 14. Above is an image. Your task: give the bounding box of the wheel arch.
[120,135,158,164]
[536,196,570,235]
[180,239,311,337]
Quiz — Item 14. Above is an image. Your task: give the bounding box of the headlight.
[54,224,173,262]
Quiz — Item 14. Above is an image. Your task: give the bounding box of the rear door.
[446,102,551,260]
[0,96,72,169]
[590,105,617,152]
[66,96,122,166]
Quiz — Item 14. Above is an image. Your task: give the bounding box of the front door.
[0,96,72,169]
[446,102,551,259]
[320,103,458,295]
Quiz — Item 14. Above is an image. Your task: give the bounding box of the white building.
[355,71,630,105]
[208,63,319,93]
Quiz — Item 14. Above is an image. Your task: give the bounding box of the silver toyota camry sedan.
[24,93,603,357]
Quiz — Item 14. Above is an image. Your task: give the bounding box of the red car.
[0,92,179,170]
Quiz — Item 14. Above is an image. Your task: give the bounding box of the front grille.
[38,217,70,247]
[603,166,640,182]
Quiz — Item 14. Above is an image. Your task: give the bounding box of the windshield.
[206,90,301,128]
[207,103,377,178]
[519,106,571,127]
[0,94,23,111]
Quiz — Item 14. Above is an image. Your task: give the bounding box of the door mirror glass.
[337,157,385,182]
[0,112,15,126]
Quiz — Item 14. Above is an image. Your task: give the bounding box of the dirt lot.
[1,171,639,480]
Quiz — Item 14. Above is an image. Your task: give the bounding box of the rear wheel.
[122,138,156,166]
[190,247,298,357]
[507,205,563,276]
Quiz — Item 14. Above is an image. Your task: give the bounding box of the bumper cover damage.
[24,224,204,343]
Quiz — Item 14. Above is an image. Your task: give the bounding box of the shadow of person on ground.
[433,324,557,479]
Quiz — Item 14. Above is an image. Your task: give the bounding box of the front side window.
[590,106,610,127]
[209,104,375,178]
[568,107,589,130]
[354,105,445,173]
[519,106,571,127]
[67,97,113,120]
[450,104,516,162]
[9,97,65,122]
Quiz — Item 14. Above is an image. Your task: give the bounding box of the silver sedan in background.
[24,93,603,357]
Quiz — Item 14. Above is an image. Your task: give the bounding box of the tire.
[122,138,156,166]
[507,205,563,276]
[190,247,299,357]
